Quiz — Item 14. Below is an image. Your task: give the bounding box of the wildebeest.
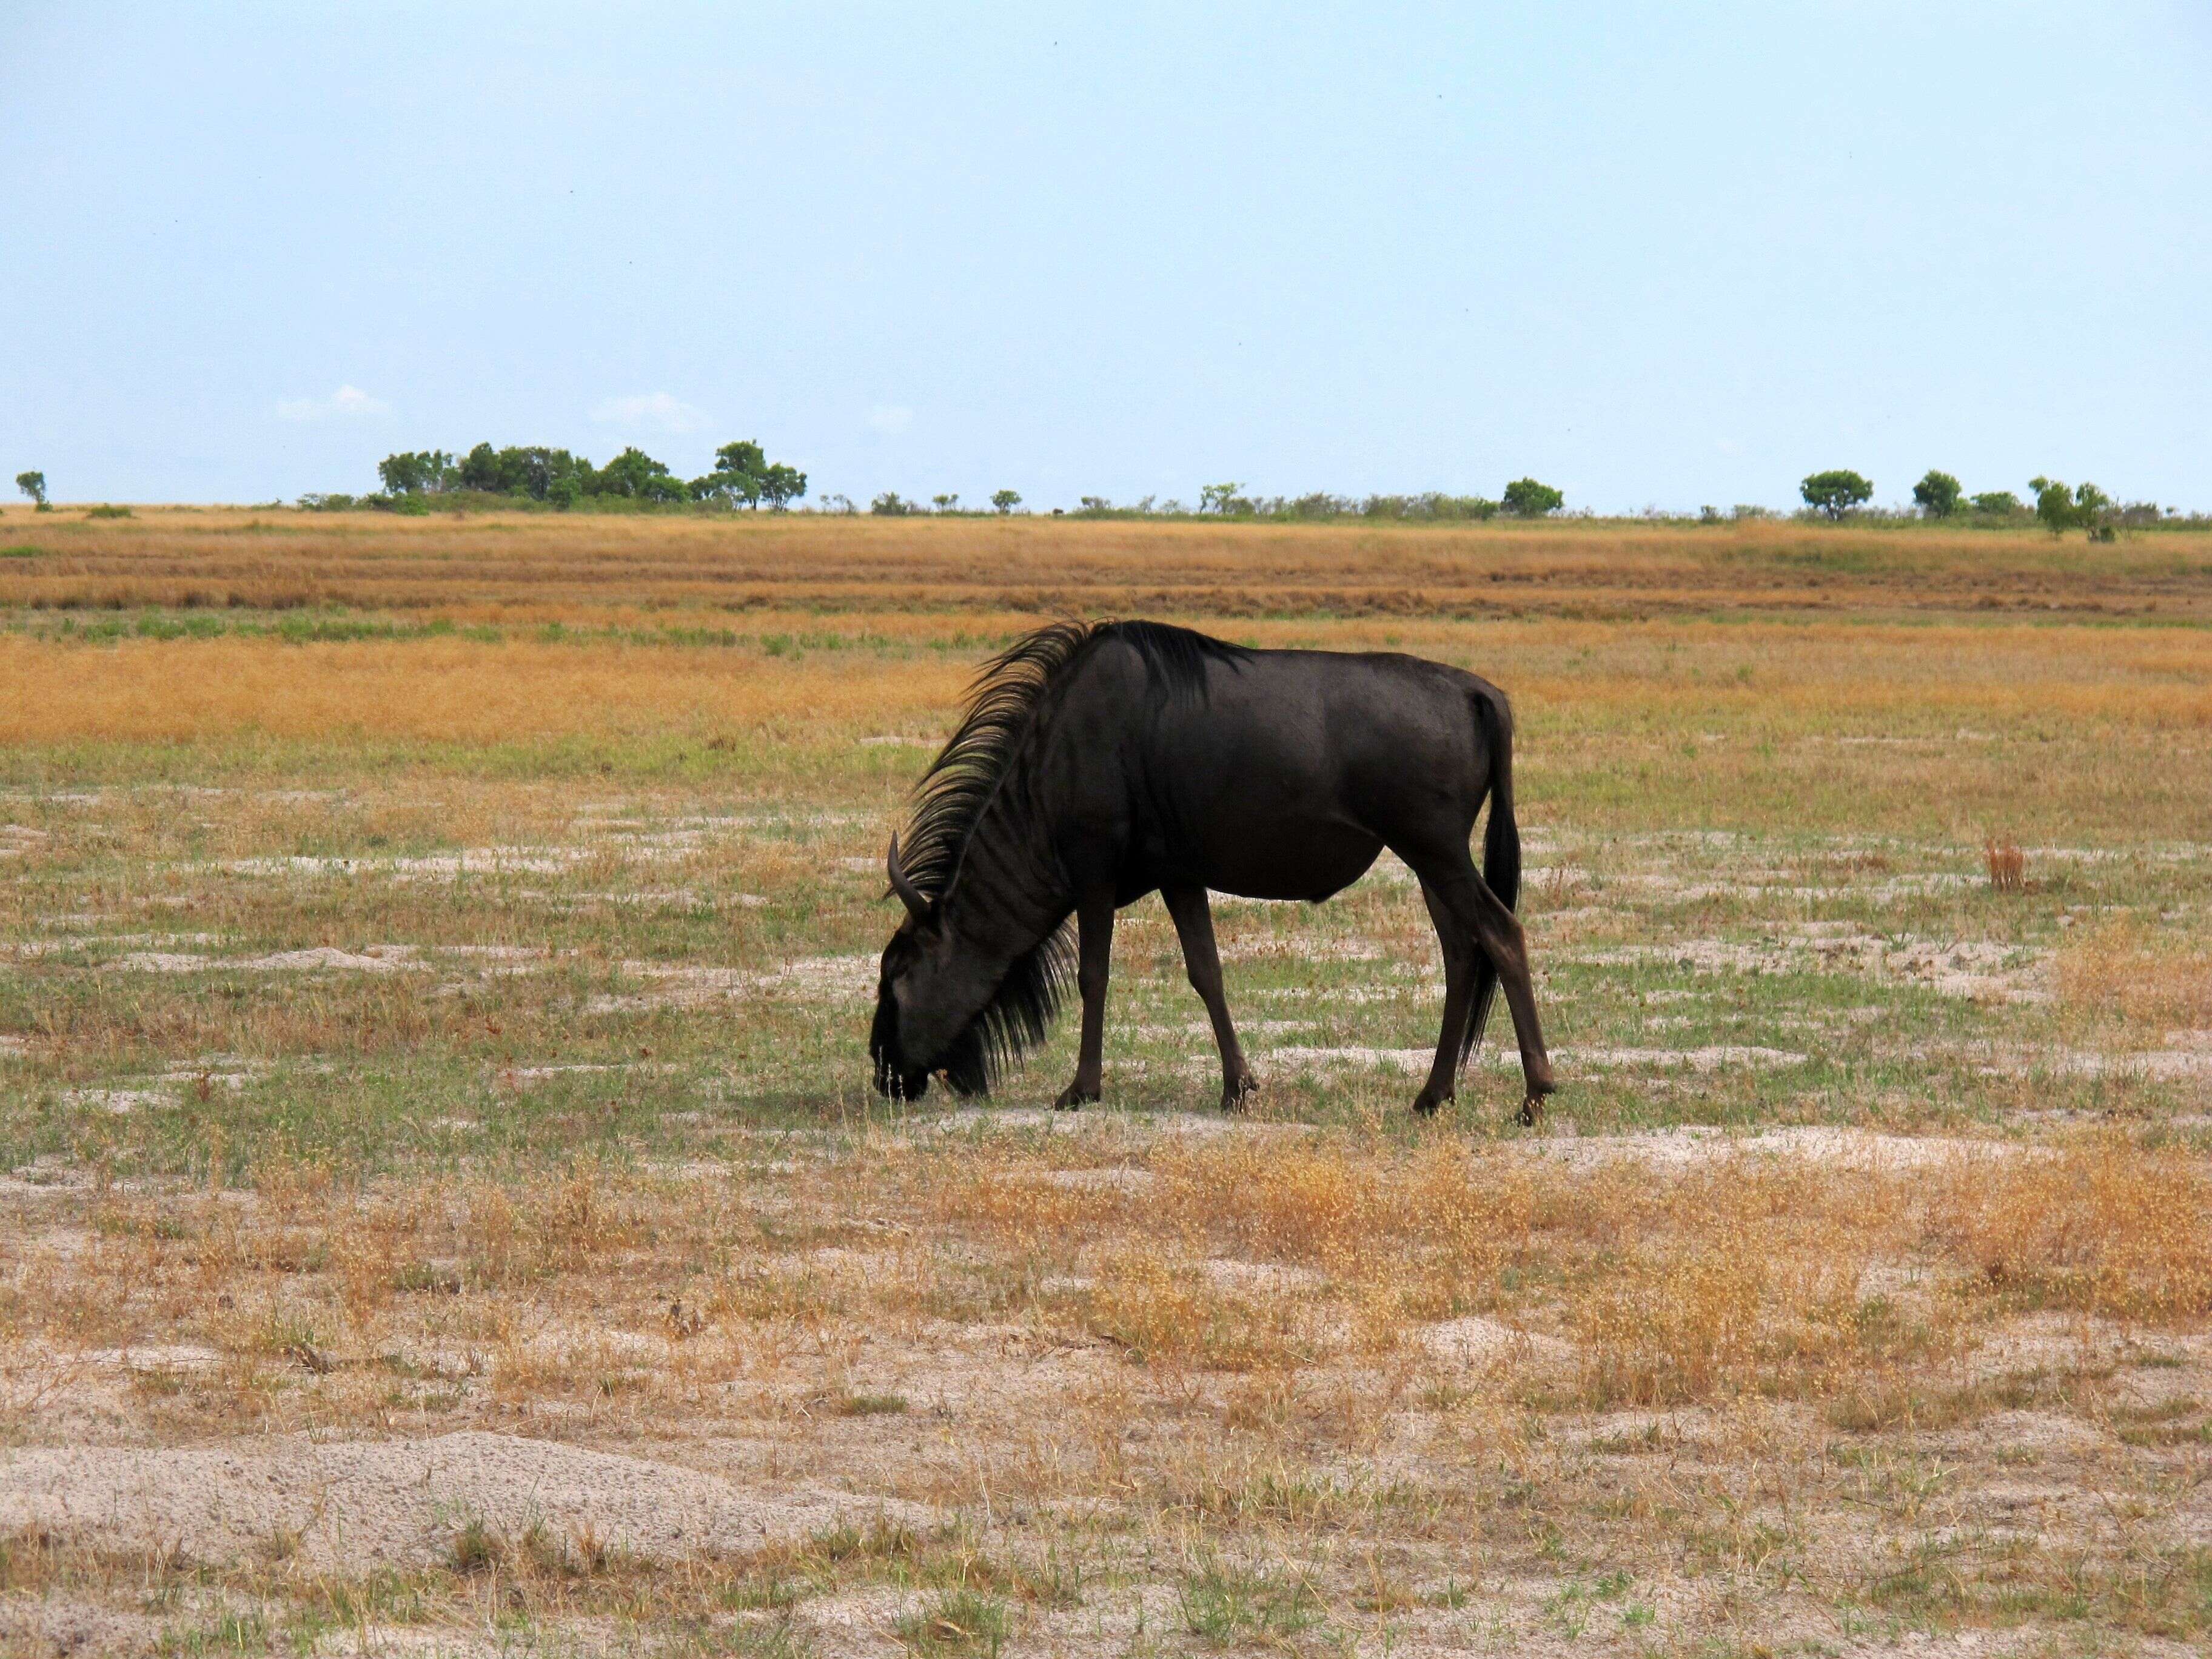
[870,620,1555,1122]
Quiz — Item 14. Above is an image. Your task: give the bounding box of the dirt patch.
[1261,1043,1807,1075]
[1421,1316,1574,1367]
[223,847,596,879]
[114,945,422,974]
[1515,1124,2016,1173]
[585,953,875,1014]
[0,1432,932,1569]
[1219,936,1386,963]
[58,1086,171,1114]
[1201,1258,1324,1294]
[0,1600,170,1658]
[1039,1165,1157,1193]
[1580,931,2049,1003]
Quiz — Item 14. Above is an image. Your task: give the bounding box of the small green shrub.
[896,1589,1008,1656]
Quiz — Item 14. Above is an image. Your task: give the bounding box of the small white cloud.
[591,392,709,434]
[866,403,914,436]
[275,384,392,422]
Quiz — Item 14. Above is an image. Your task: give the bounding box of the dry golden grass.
[11,1129,2204,1425]
[5,504,2211,621]
[0,634,971,745]
[1937,1136,2212,1322]
[6,620,2212,752]
[2059,919,2212,1030]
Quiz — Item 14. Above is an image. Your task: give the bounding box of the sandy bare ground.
[1,1433,932,1570]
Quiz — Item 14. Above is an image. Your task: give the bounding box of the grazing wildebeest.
[869,620,1554,1123]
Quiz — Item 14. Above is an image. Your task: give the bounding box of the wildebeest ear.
[885,834,930,923]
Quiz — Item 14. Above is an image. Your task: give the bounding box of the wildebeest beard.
[873,921,1077,1099]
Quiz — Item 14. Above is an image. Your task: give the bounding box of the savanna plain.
[3,510,2211,1658]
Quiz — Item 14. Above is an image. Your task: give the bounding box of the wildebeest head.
[870,833,1074,1102]
[871,835,984,1100]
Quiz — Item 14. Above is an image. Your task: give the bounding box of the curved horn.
[886,833,930,922]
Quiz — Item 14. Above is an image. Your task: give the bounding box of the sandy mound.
[0,1431,931,1568]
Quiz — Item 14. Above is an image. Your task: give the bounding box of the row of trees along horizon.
[10,454,2193,536]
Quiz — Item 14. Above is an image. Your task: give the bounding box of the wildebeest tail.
[1461,686,1520,1067]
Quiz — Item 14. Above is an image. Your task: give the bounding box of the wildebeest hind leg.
[1161,883,1256,1111]
[1409,877,1480,1116]
[1460,862,1555,1124]
[1054,886,1116,1110]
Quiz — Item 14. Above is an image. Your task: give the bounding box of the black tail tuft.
[1461,688,1520,1068]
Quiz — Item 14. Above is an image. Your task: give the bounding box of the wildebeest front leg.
[1054,886,1116,1109]
[1161,883,1256,1111]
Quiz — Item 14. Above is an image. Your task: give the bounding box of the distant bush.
[2031,477,2114,538]
[362,437,802,512]
[990,489,1021,514]
[1359,493,1498,522]
[1501,478,1564,517]
[1911,471,1962,518]
[870,491,920,516]
[1800,470,1874,520]
[84,504,133,518]
[378,451,457,495]
[15,471,48,511]
[457,443,586,500]
[692,440,806,511]
[1971,491,2024,518]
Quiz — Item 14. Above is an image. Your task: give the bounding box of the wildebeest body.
[871,621,1555,1121]
[1045,643,1486,904]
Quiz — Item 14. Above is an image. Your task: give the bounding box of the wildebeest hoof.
[1053,1084,1098,1111]
[1221,1073,1258,1113]
[1410,1088,1451,1118]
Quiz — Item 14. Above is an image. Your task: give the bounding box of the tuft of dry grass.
[2058,918,2212,1030]
[1984,836,2026,893]
[1935,1133,2212,1321]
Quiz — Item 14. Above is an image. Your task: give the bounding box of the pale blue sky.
[2,2,2206,511]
